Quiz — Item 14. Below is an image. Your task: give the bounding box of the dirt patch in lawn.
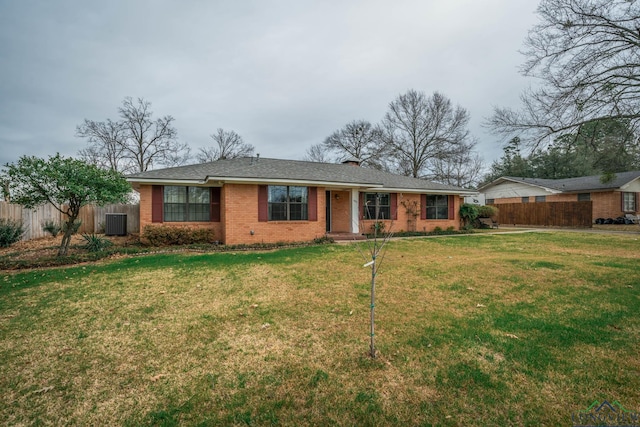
[0,234,141,268]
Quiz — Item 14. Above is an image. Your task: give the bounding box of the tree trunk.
[58,217,77,256]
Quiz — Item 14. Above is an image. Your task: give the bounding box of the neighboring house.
[478,171,640,221]
[464,194,485,206]
[127,157,475,245]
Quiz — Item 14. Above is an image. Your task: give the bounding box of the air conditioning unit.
[105,213,127,236]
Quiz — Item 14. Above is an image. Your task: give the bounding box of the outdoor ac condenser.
[105,213,127,236]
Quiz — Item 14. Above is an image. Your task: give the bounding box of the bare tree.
[426,141,485,188]
[382,90,471,178]
[303,143,334,163]
[119,97,190,171]
[77,118,126,172]
[77,97,190,173]
[196,128,254,162]
[322,120,388,169]
[486,0,640,150]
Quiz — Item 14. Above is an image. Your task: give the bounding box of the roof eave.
[619,175,640,190]
[127,176,384,189]
[374,187,475,195]
[479,177,561,194]
[127,176,471,194]
[209,176,383,188]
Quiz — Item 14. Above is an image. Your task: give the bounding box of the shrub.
[313,236,335,244]
[42,220,62,237]
[370,221,386,234]
[477,205,499,218]
[141,225,216,246]
[459,203,480,227]
[0,219,25,247]
[82,234,113,252]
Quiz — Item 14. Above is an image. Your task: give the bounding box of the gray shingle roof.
[482,171,640,192]
[127,157,473,193]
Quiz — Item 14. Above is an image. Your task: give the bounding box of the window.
[535,196,546,202]
[163,186,210,222]
[426,195,448,219]
[486,198,495,205]
[363,193,390,220]
[521,197,530,203]
[623,192,636,212]
[268,186,308,220]
[577,193,591,201]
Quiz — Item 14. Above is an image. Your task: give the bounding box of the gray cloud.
[0,0,540,169]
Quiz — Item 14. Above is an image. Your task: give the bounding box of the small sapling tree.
[355,194,395,358]
[5,154,130,256]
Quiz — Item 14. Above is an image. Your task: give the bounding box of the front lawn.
[1,232,638,425]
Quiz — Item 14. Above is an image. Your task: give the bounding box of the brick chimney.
[342,157,361,166]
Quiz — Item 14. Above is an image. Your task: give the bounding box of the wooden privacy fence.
[496,201,593,228]
[0,202,140,240]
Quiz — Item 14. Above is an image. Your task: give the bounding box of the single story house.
[478,171,640,221]
[127,157,475,245]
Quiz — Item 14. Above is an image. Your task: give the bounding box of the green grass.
[0,232,639,425]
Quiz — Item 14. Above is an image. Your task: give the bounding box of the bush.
[459,203,480,227]
[477,205,499,218]
[141,225,216,246]
[0,219,25,247]
[82,234,113,252]
[370,221,386,234]
[313,236,335,244]
[42,220,62,237]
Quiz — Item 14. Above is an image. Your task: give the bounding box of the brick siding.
[360,193,461,234]
[140,184,462,244]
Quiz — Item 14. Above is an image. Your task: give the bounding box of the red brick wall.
[329,191,352,233]
[140,184,463,244]
[223,184,327,245]
[493,197,522,204]
[360,193,461,233]
[591,192,623,220]
[138,184,224,240]
[547,194,579,202]
[139,185,153,227]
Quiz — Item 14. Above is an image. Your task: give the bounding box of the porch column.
[350,189,360,233]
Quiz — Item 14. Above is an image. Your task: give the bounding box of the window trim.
[163,185,212,222]
[622,192,637,212]
[577,193,591,202]
[267,185,309,221]
[362,192,391,220]
[425,194,449,220]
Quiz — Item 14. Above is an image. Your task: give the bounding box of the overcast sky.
[0,0,541,170]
